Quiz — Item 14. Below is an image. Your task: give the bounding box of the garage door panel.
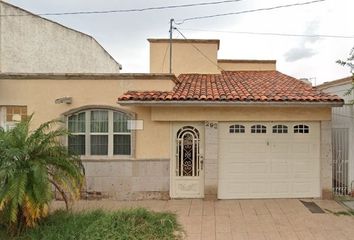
[250,182,268,194]
[293,181,317,194]
[218,122,320,199]
[291,143,311,153]
[270,182,291,194]
[219,143,267,154]
[293,162,313,174]
[219,163,250,175]
[218,181,250,196]
[219,154,268,162]
[271,162,289,173]
[270,143,290,154]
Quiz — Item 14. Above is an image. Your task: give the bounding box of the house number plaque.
[205,121,218,129]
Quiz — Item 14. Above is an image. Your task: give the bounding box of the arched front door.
[171,123,204,198]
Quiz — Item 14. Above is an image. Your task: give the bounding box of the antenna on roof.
[169,18,175,74]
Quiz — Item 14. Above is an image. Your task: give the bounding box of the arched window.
[294,124,309,134]
[229,124,245,133]
[251,124,266,134]
[272,125,288,134]
[68,109,132,156]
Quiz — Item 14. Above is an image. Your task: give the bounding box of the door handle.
[200,155,204,170]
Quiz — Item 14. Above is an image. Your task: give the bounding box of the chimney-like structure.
[217,59,276,71]
[148,38,277,75]
[148,39,220,75]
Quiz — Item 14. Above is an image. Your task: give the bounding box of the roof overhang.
[148,38,220,49]
[118,100,344,107]
[0,73,179,83]
[316,76,353,90]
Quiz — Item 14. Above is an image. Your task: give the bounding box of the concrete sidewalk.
[51,199,354,240]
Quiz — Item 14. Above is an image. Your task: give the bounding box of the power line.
[175,0,325,24]
[174,27,225,71]
[0,0,243,17]
[178,28,354,39]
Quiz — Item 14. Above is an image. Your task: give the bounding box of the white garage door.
[218,122,320,199]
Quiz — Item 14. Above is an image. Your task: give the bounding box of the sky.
[7,0,354,85]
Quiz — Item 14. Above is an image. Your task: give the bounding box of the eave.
[117,100,344,107]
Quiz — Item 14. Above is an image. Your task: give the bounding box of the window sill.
[79,157,170,162]
[80,155,133,161]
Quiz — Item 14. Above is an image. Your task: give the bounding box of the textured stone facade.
[204,121,219,199]
[320,120,333,199]
[82,159,169,200]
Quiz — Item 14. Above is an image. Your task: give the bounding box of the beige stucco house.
[0,1,121,73]
[0,38,343,200]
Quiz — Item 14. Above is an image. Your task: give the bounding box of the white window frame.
[0,106,25,131]
[294,124,310,134]
[229,124,245,133]
[0,107,6,129]
[67,109,133,159]
[251,124,267,134]
[272,124,288,134]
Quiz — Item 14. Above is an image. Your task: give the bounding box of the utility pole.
[169,18,174,74]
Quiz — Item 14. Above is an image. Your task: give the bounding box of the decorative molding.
[61,105,136,118]
[0,73,178,82]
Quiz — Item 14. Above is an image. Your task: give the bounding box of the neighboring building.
[317,76,354,196]
[0,1,121,73]
[0,38,343,200]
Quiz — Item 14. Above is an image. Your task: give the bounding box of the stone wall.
[204,121,218,199]
[82,159,170,200]
[320,120,333,199]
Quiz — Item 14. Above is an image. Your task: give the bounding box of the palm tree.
[0,115,85,234]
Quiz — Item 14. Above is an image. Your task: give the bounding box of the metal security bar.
[332,128,349,196]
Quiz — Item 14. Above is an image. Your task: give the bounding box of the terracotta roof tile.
[118,71,343,103]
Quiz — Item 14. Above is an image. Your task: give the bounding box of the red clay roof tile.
[118,71,343,103]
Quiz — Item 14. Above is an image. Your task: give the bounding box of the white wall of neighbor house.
[320,82,354,192]
[0,1,121,73]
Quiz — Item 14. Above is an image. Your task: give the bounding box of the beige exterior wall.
[0,77,175,159]
[0,2,121,73]
[149,39,220,75]
[151,106,332,122]
[0,75,335,199]
[0,77,332,161]
[217,60,276,71]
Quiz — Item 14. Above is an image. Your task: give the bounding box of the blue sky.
[7,0,354,84]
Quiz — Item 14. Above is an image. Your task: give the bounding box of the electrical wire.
[175,0,326,24]
[0,0,243,17]
[174,28,225,71]
[177,28,354,39]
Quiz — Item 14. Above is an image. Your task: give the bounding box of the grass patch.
[0,208,183,240]
[325,208,354,216]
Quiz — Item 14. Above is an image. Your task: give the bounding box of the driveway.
[52,199,354,240]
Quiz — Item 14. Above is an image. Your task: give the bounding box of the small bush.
[0,208,182,240]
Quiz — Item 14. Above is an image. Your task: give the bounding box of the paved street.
[52,199,354,240]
